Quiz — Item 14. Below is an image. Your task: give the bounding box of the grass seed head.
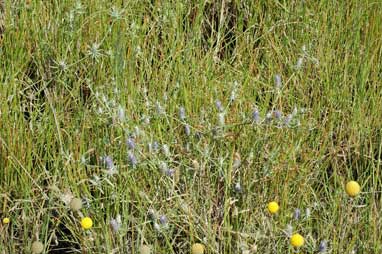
[70,198,83,211]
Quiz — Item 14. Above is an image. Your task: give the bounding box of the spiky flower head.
[319,240,328,253]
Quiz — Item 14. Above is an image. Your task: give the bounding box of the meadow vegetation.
[0,1,382,253]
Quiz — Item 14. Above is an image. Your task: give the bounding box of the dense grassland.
[1,0,382,253]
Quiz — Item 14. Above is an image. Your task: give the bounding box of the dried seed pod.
[31,241,44,254]
[70,198,83,211]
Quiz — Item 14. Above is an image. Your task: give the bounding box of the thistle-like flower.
[218,113,225,126]
[55,59,68,72]
[162,144,171,157]
[184,124,191,136]
[128,151,138,167]
[126,137,136,150]
[274,74,282,89]
[155,101,165,115]
[109,6,123,20]
[117,105,126,122]
[318,240,328,253]
[293,208,301,220]
[234,182,242,193]
[252,109,260,123]
[273,110,282,120]
[215,99,224,112]
[159,214,168,225]
[179,106,186,120]
[233,152,241,169]
[305,207,311,219]
[265,111,273,123]
[284,224,293,237]
[87,42,102,60]
[296,57,304,69]
[110,214,122,233]
[102,155,115,170]
[230,86,238,102]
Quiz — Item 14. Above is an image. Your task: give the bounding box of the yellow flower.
[345,181,360,197]
[267,201,279,214]
[290,233,304,247]
[191,243,205,254]
[2,217,10,224]
[81,217,93,230]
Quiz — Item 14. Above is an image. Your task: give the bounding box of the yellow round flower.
[345,181,360,197]
[290,233,304,247]
[81,217,93,230]
[267,201,279,214]
[2,217,10,224]
[191,243,205,254]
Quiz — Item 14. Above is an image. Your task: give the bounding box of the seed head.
[31,241,44,254]
[70,198,83,211]
[140,244,151,254]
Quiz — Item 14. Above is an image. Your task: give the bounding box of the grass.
[0,0,381,253]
